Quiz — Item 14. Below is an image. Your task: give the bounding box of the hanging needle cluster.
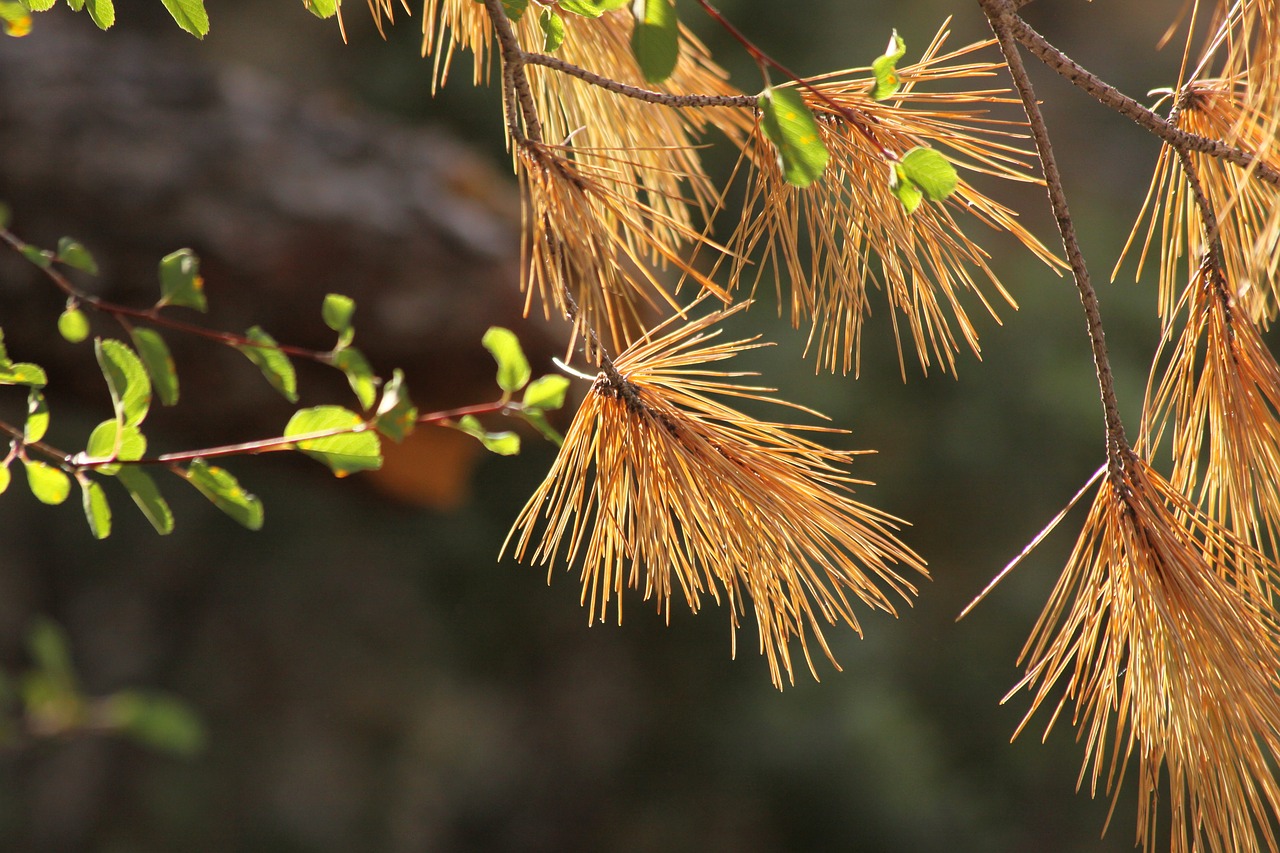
[506,304,926,688]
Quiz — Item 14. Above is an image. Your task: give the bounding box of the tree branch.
[980,0,1130,471]
[520,52,756,109]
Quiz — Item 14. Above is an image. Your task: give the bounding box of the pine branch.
[519,51,755,109]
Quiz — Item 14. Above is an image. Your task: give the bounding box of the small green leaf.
[373,369,417,443]
[129,327,179,406]
[83,0,112,28]
[334,346,377,411]
[0,361,46,387]
[488,0,528,21]
[520,408,564,446]
[302,0,336,18]
[80,478,111,539]
[0,327,9,365]
[285,406,382,476]
[55,237,98,275]
[23,459,70,505]
[157,249,206,312]
[95,339,151,427]
[184,459,263,530]
[871,30,906,101]
[540,7,565,51]
[159,0,208,37]
[26,0,59,11]
[522,374,571,410]
[457,415,521,456]
[116,467,174,535]
[890,164,924,214]
[237,326,298,403]
[630,0,679,84]
[82,420,146,475]
[898,146,958,202]
[558,0,627,17]
[20,244,51,269]
[0,463,10,496]
[67,0,86,11]
[482,327,531,393]
[758,87,829,188]
[58,306,90,343]
[24,389,48,443]
[321,292,355,347]
[103,690,205,756]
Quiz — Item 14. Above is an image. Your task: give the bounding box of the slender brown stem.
[980,0,1130,472]
[520,51,756,109]
[1006,14,1280,187]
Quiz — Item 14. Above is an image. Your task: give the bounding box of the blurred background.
[0,1,1192,850]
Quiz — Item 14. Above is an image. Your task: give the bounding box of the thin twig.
[520,52,756,108]
[1006,14,1280,187]
[980,0,1130,471]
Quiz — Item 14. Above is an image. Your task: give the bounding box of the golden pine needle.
[726,28,1062,377]
[1012,453,1280,853]
[506,304,926,688]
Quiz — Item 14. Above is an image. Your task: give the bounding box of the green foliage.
[373,369,418,443]
[301,0,337,19]
[457,415,521,455]
[55,237,98,275]
[871,30,906,101]
[96,338,152,427]
[82,420,147,474]
[79,477,111,539]
[891,146,958,213]
[183,459,263,530]
[237,326,299,403]
[58,306,90,343]
[23,459,70,505]
[117,466,174,535]
[540,7,565,52]
[159,0,209,38]
[631,0,679,84]
[284,405,383,476]
[129,327,179,406]
[157,248,206,312]
[558,0,627,17]
[102,690,206,756]
[758,87,829,188]
[24,389,48,443]
[483,326,532,394]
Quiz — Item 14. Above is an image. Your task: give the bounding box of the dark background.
[0,1,1191,850]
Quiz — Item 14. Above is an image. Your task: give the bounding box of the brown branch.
[980,0,1130,472]
[520,51,757,109]
[1005,14,1280,187]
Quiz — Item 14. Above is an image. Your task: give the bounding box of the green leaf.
[285,406,382,476]
[159,0,208,37]
[57,306,90,343]
[25,0,58,10]
[103,690,205,757]
[237,326,298,403]
[487,0,528,21]
[95,339,151,427]
[457,415,521,456]
[0,463,10,496]
[0,327,8,364]
[129,327,179,406]
[321,293,355,348]
[157,249,206,312]
[302,0,336,18]
[0,361,46,387]
[373,369,417,443]
[520,408,564,446]
[117,467,174,535]
[24,389,48,443]
[521,374,571,410]
[540,7,565,51]
[871,30,906,101]
[558,0,627,16]
[482,327,530,393]
[84,0,112,28]
[630,0,679,84]
[19,244,50,268]
[79,478,111,539]
[758,87,829,188]
[890,164,924,214]
[334,346,377,411]
[898,146,958,202]
[184,459,263,530]
[82,420,146,475]
[67,0,86,11]
[23,459,70,505]
[55,237,98,275]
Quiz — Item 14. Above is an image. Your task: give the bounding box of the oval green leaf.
[0,361,47,387]
[24,389,48,443]
[160,0,208,37]
[55,237,99,275]
[521,374,571,411]
[631,0,679,84]
[334,346,377,411]
[457,415,521,456]
[58,306,90,343]
[236,326,298,403]
[84,0,113,29]
[871,30,906,101]
[899,146,958,202]
[321,292,355,343]
[129,327,179,406]
[285,405,382,476]
[540,7,565,52]
[373,369,418,443]
[758,87,829,188]
[80,478,111,539]
[95,339,151,427]
[24,459,70,505]
[482,327,530,393]
[302,0,337,18]
[157,248,206,312]
[83,420,147,475]
[184,459,263,530]
[116,466,174,535]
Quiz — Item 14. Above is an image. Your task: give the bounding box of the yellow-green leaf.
[457,415,520,456]
[0,463,10,496]
[55,237,98,275]
[95,339,151,427]
[899,146,958,202]
[80,478,111,539]
[540,7,565,51]
[184,459,262,530]
[630,0,678,84]
[157,249,206,312]
[117,466,174,535]
[237,326,297,403]
[159,0,208,37]
[24,389,48,443]
[521,374,570,410]
[129,327,179,406]
[301,0,336,18]
[24,459,70,505]
[373,369,417,443]
[82,420,146,475]
[285,405,382,476]
[482,327,530,393]
[871,30,906,101]
[334,346,377,411]
[84,0,112,29]
[57,306,90,343]
[758,87,829,188]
